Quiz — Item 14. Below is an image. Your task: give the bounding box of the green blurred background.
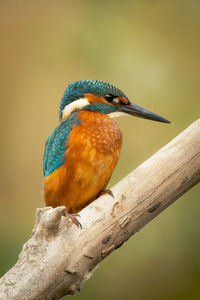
[0,1,200,299]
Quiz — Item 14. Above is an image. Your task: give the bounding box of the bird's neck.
[61,98,89,121]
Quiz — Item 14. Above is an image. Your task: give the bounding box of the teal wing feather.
[43,113,80,177]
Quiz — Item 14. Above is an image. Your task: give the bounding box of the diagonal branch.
[0,119,200,300]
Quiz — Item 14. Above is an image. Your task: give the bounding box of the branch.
[0,119,200,300]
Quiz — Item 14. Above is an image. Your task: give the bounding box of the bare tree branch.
[0,119,200,300]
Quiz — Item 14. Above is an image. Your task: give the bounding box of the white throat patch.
[109,111,128,118]
[62,98,89,119]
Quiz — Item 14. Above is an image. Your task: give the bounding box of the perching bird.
[43,80,170,227]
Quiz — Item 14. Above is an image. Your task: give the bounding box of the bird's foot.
[98,189,114,198]
[64,211,82,229]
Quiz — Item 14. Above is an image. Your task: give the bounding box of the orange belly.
[44,110,123,213]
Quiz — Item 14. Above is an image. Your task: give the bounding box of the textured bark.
[0,119,200,300]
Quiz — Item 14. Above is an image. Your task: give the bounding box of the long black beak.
[118,103,171,123]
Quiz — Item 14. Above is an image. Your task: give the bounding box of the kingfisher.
[43,80,170,227]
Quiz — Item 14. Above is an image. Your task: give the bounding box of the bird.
[43,80,170,228]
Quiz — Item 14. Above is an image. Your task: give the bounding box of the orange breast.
[44,110,123,213]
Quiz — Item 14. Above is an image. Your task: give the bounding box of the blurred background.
[0,0,200,299]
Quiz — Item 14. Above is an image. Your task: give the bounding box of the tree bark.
[0,119,200,300]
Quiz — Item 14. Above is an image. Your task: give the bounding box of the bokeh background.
[0,1,200,299]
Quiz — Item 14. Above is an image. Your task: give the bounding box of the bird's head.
[59,80,170,123]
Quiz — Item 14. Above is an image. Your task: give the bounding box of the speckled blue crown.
[59,80,128,120]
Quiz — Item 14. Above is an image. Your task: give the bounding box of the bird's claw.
[64,211,82,229]
[98,189,114,198]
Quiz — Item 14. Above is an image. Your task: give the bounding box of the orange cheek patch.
[85,93,112,105]
[119,97,129,105]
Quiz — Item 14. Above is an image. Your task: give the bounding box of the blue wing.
[43,113,80,177]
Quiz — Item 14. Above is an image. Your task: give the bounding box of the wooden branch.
[0,119,200,300]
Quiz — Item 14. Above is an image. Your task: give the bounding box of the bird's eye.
[105,94,115,101]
